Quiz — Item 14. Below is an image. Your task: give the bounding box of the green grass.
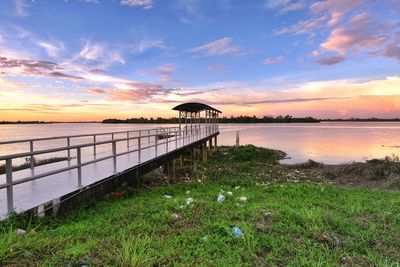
[1,145,400,266]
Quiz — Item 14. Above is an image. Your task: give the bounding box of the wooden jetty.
[0,103,221,219]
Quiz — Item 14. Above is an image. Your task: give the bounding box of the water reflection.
[0,122,399,164]
[218,122,400,164]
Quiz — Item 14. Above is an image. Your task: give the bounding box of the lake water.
[0,122,399,164]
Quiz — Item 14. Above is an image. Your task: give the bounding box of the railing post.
[166,129,169,152]
[127,132,130,149]
[155,130,158,157]
[67,137,71,161]
[6,158,14,215]
[138,136,141,163]
[29,140,34,175]
[112,140,117,172]
[93,135,97,156]
[175,128,178,149]
[148,129,150,144]
[77,147,82,187]
[112,133,114,140]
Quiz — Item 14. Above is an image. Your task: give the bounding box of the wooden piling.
[235,130,240,147]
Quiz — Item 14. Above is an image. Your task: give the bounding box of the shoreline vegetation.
[2,116,400,124]
[103,116,400,124]
[1,145,399,265]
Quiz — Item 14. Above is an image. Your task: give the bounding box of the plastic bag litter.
[171,213,181,220]
[164,195,172,199]
[16,229,27,236]
[227,191,233,196]
[232,227,243,238]
[186,190,191,194]
[234,186,241,190]
[238,196,247,202]
[186,198,194,205]
[217,194,225,202]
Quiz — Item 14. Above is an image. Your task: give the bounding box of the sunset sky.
[0,0,399,121]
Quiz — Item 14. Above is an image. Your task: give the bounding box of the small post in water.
[235,130,240,147]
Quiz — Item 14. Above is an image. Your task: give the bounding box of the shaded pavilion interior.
[172,102,221,132]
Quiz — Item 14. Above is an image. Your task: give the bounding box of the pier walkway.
[0,103,221,219]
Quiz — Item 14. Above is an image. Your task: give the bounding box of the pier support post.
[168,159,176,182]
[214,136,217,151]
[164,159,176,184]
[190,147,196,175]
[202,142,208,162]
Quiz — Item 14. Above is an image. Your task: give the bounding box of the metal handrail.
[0,126,180,146]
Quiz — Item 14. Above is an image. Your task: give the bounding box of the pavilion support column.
[208,138,212,155]
[214,136,217,151]
[180,154,184,167]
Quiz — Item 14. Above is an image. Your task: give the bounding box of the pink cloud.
[320,12,389,54]
[310,0,364,26]
[263,56,285,64]
[88,88,106,94]
[316,56,346,65]
[274,15,328,36]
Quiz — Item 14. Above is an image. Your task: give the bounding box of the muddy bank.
[284,156,400,190]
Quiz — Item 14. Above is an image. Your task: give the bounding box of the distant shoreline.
[2,118,400,124]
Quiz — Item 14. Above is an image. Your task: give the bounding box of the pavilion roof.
[172,102,222,113]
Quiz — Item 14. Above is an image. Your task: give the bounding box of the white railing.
[0,125,219,215]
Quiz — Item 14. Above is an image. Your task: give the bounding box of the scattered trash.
[227,191,233,196]
[76,258,90,267]
[179,205,186,209]
[16,229,27,236]
[217,194,225,202]
[111,191,125,197]
[238,196,247,202]
[186,198,194,205]
[197,179,202,183]
[186,190,191,194]
[23,250,33,257]
[234,186,241,190]
[164,195,172,199]
[202,235,208,241]
[232,227,243,238]
[171,213,181,220]
[264,212,272,216]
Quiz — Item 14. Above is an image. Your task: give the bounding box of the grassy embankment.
[1,145,400,266]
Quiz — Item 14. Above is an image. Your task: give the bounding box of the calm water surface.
[0,122,399,164]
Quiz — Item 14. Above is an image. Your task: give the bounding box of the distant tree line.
[0,121,50,124]
[323,118,400,122]
[218,115,320,123]
[102,115,321,124]
[102,117,181,124]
